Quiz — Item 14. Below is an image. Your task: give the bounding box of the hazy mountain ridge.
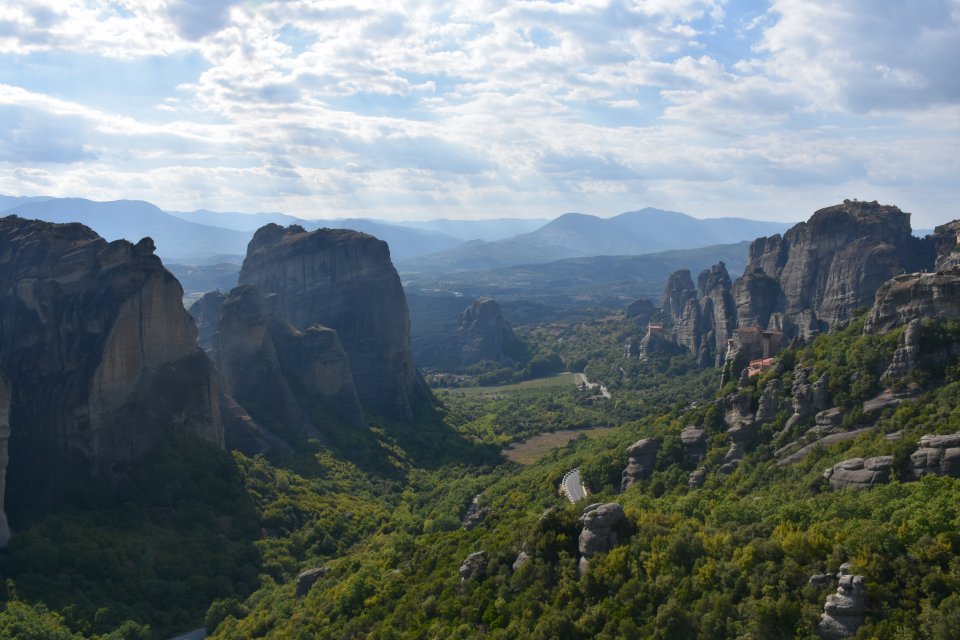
[402,208,793,271]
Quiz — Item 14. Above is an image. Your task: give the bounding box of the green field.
[439,372,580,396]
[501,426,618,464]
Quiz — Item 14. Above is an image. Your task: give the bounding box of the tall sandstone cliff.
[736,201,933,338]
[238,224,429,422]
[214,285,366,453]
[456,297,525,367]
[0,216,223,524]
[656,202,939,362]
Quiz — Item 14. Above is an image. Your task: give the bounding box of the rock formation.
[910,433,960,480]
[625,298,655,323]
[719,392,758,474]
[0,216,223,516]
[688,467,708,489]
[0,374,10,547]
[880,319,921,383]
[455,297,525,367]
[512,551,530,572]
[658,263,735,366]
[755,378,786,426]
[188,289,225,352]
[459,551,486,581]
[661,270,695,325]
[816,563,867,639]
[824,456,893,491]
[238,224,429,421]
[215,285,365,453]
[295,567,330,597]
[680,425,707,462]
[578,502,625,572]
[620,438,659,492]
[737,201,933,339]
[864,269,960,334]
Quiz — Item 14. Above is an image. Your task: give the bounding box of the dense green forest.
[3,314,960,639]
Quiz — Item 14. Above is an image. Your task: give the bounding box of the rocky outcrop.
[661,270,695,325]
[864,268,960,334]
[824,456,893,491]
[578,502,625,572]
[933,220,960,271]
[680,425,707,462]
[659,263,735,366]
[880,319,921,383]
[755,379,785,426]
[784,367,829,431]
[462,495,489,531]
[625,298,655,322]
[459,551,486,581]
[732,266,779,329]
[512,551,530,572]
[239,224,429,422]
[295,566,330,597]
[188,289,225,352]
[688,467,707,489]
[215,285,365,453]
[0,216,222,515]
[0,374,10,547]
[910,433,960,480]
[455,298,525,367]
[620,438,659,492]
[816,563,867,639]
[738,201,933,339]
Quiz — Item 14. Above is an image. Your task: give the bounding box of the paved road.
[576,373,611,399]
[561,468,587,503]
[168,628,206,640]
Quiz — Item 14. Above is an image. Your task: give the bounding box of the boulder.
[688,467,708,489]
[824,456,893,491]
[816,563,867,639]
[910,433,960,479]
[0,216,223,516]
[578,503,625,559]
[295,567,330,597]
[512,551,530,572]
[239,224,430,422]
[620,438,659,492]
[459,551,486,581]
[680,425,707,462]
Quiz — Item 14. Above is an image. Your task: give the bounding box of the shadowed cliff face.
[0,216,223,517]
[456,297,525,367]
[239,224,429,422]
[214,284,366,454]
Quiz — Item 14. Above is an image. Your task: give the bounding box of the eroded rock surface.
[459,551,486,581]
[578,503,625,560]
[620,438,659,492]
[239,224,429,421]
[0,216,223,515]
[0,374,10,547]
[295,567,330,597]
[625,298,656,322]
[188,289,225,352]
[680,425,707,462]
[910,433,960,480]
[824,456,893,491]
[816,563,867,639]
[215,285,365,453]
[865,268,960,334]
[455,297,525,367]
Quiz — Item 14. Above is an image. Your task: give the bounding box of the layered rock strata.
[910,433,960,480]
[0,216,223,516]
[824,456,893,491]
[239,224,429,421]
[816,563,867,639]
[620,438,659,492]
[578,502,625,573]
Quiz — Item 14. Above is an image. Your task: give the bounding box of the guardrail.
[560,468,583,504]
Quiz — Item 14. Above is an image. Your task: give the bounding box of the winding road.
[561,468,588,503]
[576,373,611,399]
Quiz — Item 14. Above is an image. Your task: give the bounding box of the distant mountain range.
[0,195,795,277]
[399,208,793,271]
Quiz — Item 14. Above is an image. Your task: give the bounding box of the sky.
[0,0,958,226]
